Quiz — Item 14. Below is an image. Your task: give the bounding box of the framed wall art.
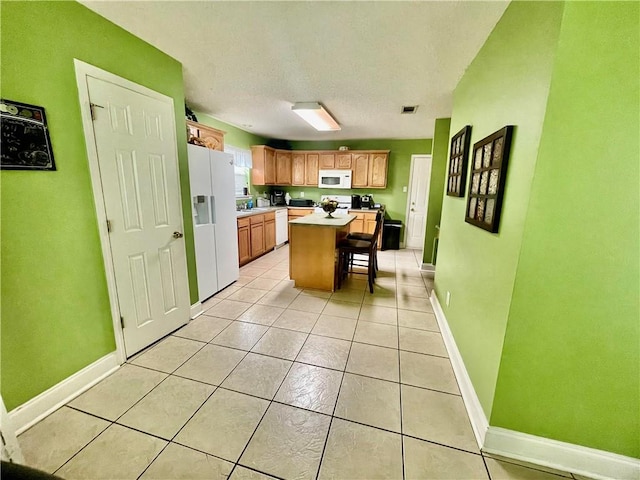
[447,125,471,197]
[465,126,514,233]
[1,99,56,171]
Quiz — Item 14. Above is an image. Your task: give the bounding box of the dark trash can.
[382,220,402,250]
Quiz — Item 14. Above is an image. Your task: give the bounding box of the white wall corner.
[9,353,120,435]
[430,291,489,447]
[190,302,203,320]
[430,290,640,480]
[484,427,640,480]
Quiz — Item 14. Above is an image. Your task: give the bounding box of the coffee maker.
[271,190,286,206]
[361,194,373,209]
[351,194,361,209]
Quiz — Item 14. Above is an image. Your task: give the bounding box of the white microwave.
[318,169,352,189]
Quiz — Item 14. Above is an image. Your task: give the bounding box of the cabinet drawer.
[264,211,276,222]
[250,214,265,225]
[238,217,250,228]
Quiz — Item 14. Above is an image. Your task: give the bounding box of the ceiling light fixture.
[291,102,341,131]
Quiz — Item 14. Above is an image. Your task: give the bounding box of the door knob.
[173,231,184,239]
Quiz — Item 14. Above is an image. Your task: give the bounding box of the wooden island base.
[289,214,355,292]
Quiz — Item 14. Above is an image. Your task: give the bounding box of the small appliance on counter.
[271,190,286,206]
[289,198,314,207]
[361,194,374,209]
[256,196,270,208]
[351,194,361,209]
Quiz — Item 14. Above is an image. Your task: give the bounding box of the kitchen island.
[289,213,356,291]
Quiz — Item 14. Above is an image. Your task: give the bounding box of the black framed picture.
[447,125,471,197]
[1,99,56,170]
[465,126,514,233]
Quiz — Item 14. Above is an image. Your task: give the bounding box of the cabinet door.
[292,153,305,185]
[276,151,292,185]
[364,213,377,234]
[199,126,224,151]
[336,153,352,169]
[368,153,388,188]
[352,153,369,188]
[264,220,276,251]
[238,226,251,265]
[251,223,265,257]
[264,148,276,185]
[305,154,319,186]
[319,153,335,169]
[349,213,365,233]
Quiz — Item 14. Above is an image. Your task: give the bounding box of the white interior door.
[405,155,432,249]
[87,76,190,356]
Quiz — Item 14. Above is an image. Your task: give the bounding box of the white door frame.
[74,59,182,364]
[403,154,432,248]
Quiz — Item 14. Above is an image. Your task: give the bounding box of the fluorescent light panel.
[292,102,341,131]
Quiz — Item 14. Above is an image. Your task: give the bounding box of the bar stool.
[337,210,384,293]
[345,207,384,273]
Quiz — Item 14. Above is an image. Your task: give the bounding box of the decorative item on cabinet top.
[250,145,389,189]
[186,120,225,151]
[465,126,514,233]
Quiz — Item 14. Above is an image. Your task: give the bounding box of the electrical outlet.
[403,186,408,193]
[300,192,305,197]
[446,291,451,306]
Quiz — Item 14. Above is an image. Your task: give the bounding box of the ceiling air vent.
[401,105,418,114]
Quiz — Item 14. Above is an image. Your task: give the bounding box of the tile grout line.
[394,262,407,480]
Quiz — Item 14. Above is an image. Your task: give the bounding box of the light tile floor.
[19,247,578,480]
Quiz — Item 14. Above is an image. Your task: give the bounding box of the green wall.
[491,1,639,457]
[434,1,564,416]
[281,139,432,235]
[0,2,196,410]
[423,118,450,264]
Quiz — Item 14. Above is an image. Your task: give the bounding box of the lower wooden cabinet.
[264,213,276,251]
[237,217,251,265]
[238,212,277,266]
[348,210,382,249]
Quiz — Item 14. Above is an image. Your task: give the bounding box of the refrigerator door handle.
[210,195,216,224]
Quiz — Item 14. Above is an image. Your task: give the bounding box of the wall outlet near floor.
[300,192,304,197]
[403,186,407,193]
[446,291,451,306]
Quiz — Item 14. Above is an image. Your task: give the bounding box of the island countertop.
[288,213,356,227]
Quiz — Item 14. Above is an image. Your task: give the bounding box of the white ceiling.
[81,1,509,141]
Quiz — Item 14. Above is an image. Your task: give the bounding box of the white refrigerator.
[188,144,239,301]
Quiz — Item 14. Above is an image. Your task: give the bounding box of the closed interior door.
[405,155,432,249]
[87,76,190,356]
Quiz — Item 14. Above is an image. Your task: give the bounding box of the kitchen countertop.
[236,206,286,218]
[289,213,356,227]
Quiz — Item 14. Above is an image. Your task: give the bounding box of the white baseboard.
[9,353,120,435]
[484,427,640,480]
[429,290,640,480]
[420,263,435,274]
[190,302,203,320]
[430,291,488,447]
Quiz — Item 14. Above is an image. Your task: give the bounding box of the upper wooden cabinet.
[319,153,335,169]
[251,146,277,185]
[275,151,292,185]
[369,152,388,188]
[305,154,319,186]
[336,153,352,169]
[187,120,225,151]
[352,153,370,188]
[251,146,389,188]
[292,153,306,185]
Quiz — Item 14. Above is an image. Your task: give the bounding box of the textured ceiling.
[81,1,509,141]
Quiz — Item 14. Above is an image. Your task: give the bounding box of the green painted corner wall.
[492,1,640,458]
[0,1,195,410]
[423,118,451,264]
[283,139,432,235]
[433,1,564,417]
